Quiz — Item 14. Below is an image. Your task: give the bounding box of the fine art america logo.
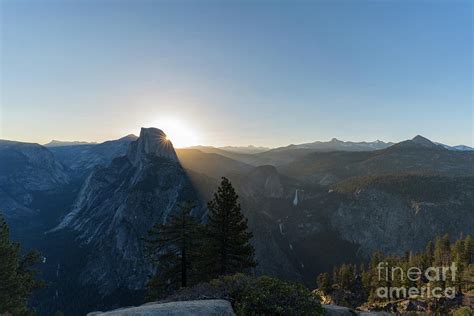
[376,262,457,299]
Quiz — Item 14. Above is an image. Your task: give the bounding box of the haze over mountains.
[45,140,98,147]
[0,130,473,315]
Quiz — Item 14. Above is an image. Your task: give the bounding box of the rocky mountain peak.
[45,140,96,147]
[127,127,178,165]
[52,126,202,293]
[118,134,138,142]
[411,135,438,148]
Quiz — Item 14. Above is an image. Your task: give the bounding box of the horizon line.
[1,133,472,149]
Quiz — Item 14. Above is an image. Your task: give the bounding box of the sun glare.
[148,117,199,148]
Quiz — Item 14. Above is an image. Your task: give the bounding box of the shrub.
[210,273,323,316]
[453,306,474,316]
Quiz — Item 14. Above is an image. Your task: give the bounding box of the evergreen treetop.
[204,177,256,278]
[146,201,203,298]
[0,214,44,315]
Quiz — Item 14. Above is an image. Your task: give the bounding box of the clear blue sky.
[0,0,472,147]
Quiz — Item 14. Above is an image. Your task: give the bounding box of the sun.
[149,117,199,148]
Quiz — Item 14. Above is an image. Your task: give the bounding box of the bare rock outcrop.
[87,299,235,316]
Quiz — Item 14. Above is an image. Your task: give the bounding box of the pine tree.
[441,234,452,265]
[0,214,44,315]
[424,240,435,267]
[368,251,386,302]
[464,235,474,264]
[146,201,203,298]
[434,234,451,267]
[203,177,256,279]
[317,272,331,293]
[452,239,465,291]
[341,264,356,290]
[361,266,371,299]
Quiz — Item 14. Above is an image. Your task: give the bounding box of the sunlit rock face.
[127,127,178,166]
[55,127,203,294]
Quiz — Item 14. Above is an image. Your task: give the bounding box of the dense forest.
[317,234,474,314]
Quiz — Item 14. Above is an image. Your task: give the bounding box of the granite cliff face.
[127,128,177,165]
[329,175,474,256]
[55,128,204,294]
[0,140,69,219]
[240,165,285,198]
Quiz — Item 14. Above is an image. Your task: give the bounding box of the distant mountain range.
[47,134,137,177]
[218,145,270,154]
[189,137,473,166]
[44,137,474,152]
[268,137,394,152]
[435,142,474,151]
[278,135,474,185]
[44,140,98,147]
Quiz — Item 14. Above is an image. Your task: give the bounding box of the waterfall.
[293,189,299,206]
